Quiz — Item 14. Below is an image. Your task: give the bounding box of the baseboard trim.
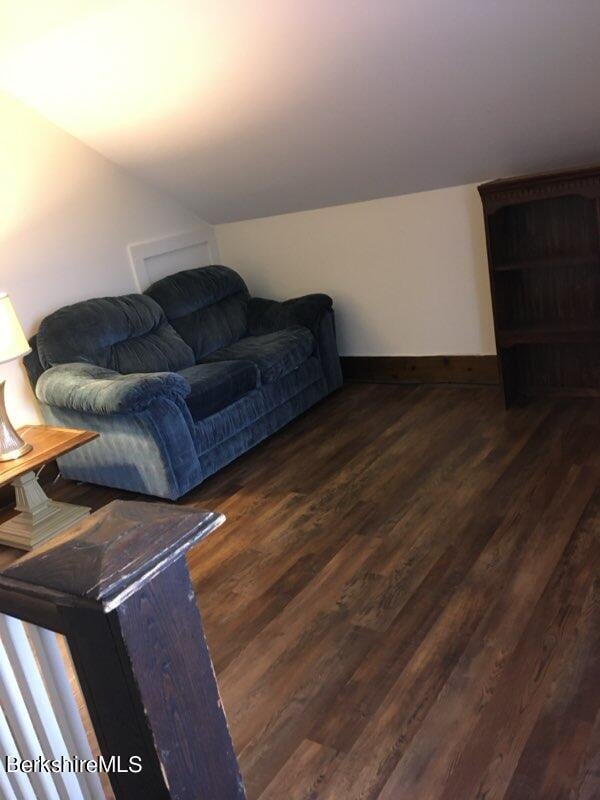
[341,355,499,385]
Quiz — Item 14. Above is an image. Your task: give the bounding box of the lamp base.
[0,380,32,462]
[0,441,32,462]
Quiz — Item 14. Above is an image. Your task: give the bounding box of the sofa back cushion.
[146,265,250,361]
[37,294,195,374]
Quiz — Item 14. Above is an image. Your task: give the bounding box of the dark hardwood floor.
[1,383,599,799]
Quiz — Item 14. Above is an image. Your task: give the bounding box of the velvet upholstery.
[37,294,194,374]
[41,397,201,500]
[198,377,326,479]
[247,293,333,337]
[37,363,190,415]
[201,326,314,384]
[178,361,259,421]
[23,335,45,387]
[25,265,342,499]
[146,266,249,360]
[315,311,344,392]
[194,358,323,452]
[247,294,342,391]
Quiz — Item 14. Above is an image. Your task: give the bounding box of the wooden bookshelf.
[479,165,600,407]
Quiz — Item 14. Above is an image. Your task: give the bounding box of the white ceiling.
[2,0,600,223]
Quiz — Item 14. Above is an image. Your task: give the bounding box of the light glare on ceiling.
[0,0,230,142]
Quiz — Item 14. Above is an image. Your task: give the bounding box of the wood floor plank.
[239,619,377,798]
[258,739,341,800]
[376,465,599,800]
[311,412,579,799]
[311,404,567,758]
[432,470,600,800]
[571,705,600,800]
[502,492,600,800]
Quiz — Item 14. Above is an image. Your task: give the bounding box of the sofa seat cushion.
[193,357,324,454]
[178,361,259,421]
[201,325,315,384]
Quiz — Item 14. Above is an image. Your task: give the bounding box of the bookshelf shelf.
[494,253,599,272]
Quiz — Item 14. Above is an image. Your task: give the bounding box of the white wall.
[0,91,210,426]
[216,184,496,357]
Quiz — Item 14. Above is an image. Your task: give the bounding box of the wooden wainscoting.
[341,355,499,385]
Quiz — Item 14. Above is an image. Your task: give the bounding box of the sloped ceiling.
[2,0,600,223]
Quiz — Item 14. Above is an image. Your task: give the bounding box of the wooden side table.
[0,425,98,551]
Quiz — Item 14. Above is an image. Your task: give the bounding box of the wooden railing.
[0,500,246,800]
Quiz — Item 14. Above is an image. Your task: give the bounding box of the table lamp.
[0,293,32,461]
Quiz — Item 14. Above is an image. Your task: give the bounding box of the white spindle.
[0,757,19,800]
[0,704,36,800]
[26,625,105,800]
[0,616,86,800]
[0,615,108,800]
[0,632,62,800]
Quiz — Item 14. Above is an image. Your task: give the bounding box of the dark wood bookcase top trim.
[479,163,600,193]
[479,164,600,213]
[479,162,600,191]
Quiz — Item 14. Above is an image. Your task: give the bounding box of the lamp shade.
[0,293,31,365]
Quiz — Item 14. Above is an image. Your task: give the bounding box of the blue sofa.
[24,266,342,499]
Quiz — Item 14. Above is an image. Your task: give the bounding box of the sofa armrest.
[248,294,342,393]
[247,294,333,337]
[36,363,190,416]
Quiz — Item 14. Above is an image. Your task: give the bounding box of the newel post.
[0,500,247,800]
